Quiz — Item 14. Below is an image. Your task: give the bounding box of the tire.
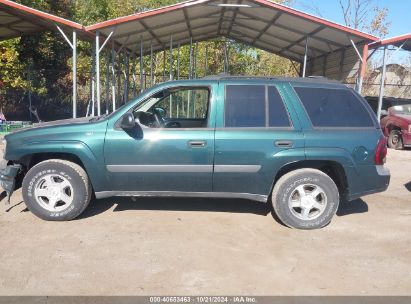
[388,129,404,150]
[22,159,92,221]
[272,169,339,230]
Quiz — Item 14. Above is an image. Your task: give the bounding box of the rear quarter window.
[293,87,375,128]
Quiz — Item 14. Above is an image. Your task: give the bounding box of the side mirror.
[120,113,136,129]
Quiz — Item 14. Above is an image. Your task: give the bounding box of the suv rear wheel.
[272,169,339,230]
[388,129,404,150]
[22,159,92,221]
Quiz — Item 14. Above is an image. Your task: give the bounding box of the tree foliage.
[338,0,391,37]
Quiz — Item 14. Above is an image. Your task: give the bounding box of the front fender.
[8,140,108,193]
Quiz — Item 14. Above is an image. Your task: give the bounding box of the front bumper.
[0,164,21,202]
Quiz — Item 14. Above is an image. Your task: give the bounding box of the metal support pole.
[225,42,229,74]
[177,43,181,80]
[205,44,208,76]
[91,41,96,117]
[111,40,116,112]
[72,31,77,118]
[303,36,309,78]
[169,36,173,80]
[377,46,388,122]
[124,53,129,103]
[117,52,122,105]
[55,25,77,118]
[163,49,166,80]
[223,42,227,74]
[96,31,101,116]
[189,37,193,79]
[27,64,32,121]
[194,42,198,78]
[132,54,137,97]
[105,51,110,114]
[140,36,144,92]
[150,42,154,86]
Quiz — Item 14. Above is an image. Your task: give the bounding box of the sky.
[292,0,410,64]
[293,0,410,38]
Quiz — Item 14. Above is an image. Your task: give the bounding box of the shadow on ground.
[80,197,271,220]
[78,196,369,220]
[337,198,368,216]
[405,182,411,192]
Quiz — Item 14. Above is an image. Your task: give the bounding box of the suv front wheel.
[22,159,92,221]
[272,169,340,230]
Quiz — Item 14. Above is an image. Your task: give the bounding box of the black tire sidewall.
[22,161,89,221]
[273,171,339,229]
[388,130,403,150]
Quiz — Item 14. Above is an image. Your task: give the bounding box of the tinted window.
[225,85,265,127]
[294,87,374,128]
[268,86,291,127]
[225,85,290,128]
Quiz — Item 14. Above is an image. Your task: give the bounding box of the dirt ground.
[0,147,410,296]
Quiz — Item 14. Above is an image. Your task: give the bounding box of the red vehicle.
[380,104,411,149]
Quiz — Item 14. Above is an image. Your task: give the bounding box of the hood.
[393,114,411,123]
[6,117,92,136]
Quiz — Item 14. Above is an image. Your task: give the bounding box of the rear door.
[213,81,305,197]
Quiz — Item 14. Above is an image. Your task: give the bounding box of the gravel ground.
[0,148,410,296]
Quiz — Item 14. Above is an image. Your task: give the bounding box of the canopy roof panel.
[86,0,379,62]
[0,0,90,41]
[369,33,411,52]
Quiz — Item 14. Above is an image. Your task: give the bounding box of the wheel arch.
[272,160,349,199]
[13,141,108,193]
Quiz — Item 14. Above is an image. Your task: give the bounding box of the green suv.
[0,77,390,229]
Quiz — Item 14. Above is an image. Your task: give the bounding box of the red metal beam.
[369,33,411,49]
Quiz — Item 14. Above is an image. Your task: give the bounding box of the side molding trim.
[106,165,213,173]
[106,164,262,173]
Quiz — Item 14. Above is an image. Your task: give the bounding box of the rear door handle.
[188,140,207,148]
[275,140,294,148]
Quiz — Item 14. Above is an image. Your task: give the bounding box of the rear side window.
[294,87,374,128]
[225,85,291,128]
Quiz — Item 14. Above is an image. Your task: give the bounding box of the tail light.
[375,137,388,165]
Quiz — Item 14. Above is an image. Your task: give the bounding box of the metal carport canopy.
[0,0,94,119]
[0,0,89,40]
[86,0,378,63]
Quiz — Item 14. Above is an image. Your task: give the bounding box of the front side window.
[294,87,375,128]
[152,88,209,120]
[134,87,210,128]
[224,85,291,128]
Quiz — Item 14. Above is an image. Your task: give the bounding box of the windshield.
[391,104,411,115]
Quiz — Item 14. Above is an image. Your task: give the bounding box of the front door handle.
[275,140,294,148]
[188,140,207,148]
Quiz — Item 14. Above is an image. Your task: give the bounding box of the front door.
[104,85,216,193]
